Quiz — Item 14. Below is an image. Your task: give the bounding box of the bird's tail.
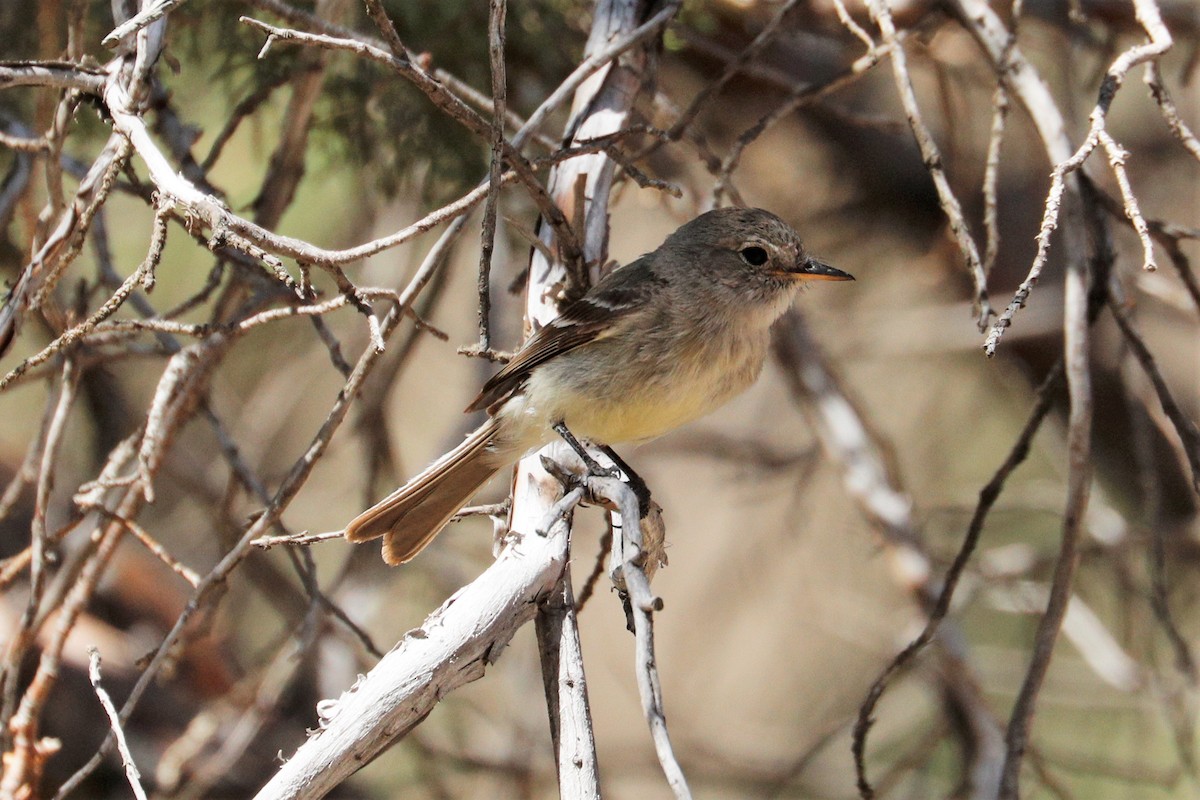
[344,418,503,565]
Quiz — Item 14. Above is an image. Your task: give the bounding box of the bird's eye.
[739,246,769,266]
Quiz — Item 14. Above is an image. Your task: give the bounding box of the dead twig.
[86,649,149,800]
[983,0,1172,356]
[866,0,992,329]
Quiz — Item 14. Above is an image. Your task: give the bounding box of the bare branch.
[851,362,1064,799]
[0,62,106,93]
[53,209,455,798]
[593,474,690,799]
[239,15,585,268]
[668,0,804,139]
[866,0,992,328]
[998,200,1096,800]
[86,649,148,800]
[96,510,200,587]
[981,0,1023,278]
[0,203,168,391]
[1145,62,1200,162]
[713,46,888,208]
[0,135,132,359]
[980,0,1172,355]
[535,565,601,799]
[1106,296,1200,496]
[464,0,509,357]
[252,489,581,800]
[103,0,192,47]
[5,2,1194,798]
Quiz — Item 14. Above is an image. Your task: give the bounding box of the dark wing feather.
[466,257,662,413]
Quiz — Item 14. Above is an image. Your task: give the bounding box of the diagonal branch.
[980,0,1172,355]
[866,0,992,329]
[251,490,581,800]
[239,15,584,269]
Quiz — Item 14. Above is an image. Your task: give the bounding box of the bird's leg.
[552,421,619,478]
[550,424,651,522]
[599,445,652,518]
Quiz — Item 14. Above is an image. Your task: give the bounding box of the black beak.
[792,257,854,282]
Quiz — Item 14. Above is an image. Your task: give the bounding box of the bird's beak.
[789,257,854,281]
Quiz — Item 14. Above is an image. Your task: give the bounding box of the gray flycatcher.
[345,206,853,564]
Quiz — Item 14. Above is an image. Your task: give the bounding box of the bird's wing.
[466,257,663,413]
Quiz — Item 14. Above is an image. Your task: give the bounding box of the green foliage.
[317,59,486,199]
[176,0,585,201]
[0,2,42,62]
[340,0,583,198]
[0,0,586,202]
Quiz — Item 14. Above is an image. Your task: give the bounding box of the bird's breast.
[500,324,771,448]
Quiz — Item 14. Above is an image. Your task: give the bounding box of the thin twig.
[982,80,1009,279]
[713,46,888,208]
[200,69,298,172]
[997,191,1096,799]
[0,361,80,750]
[86,649,149,800]
[1106,296,1200,495]
[359,0,409,58]
[103,0,192,47]
[982,0,1172,355]
[1,203,169,391]
[239,15,585,269]
[1145,62,1200,162]
[53,201,455,799]
[1095,190,1200,315]
[1098,128,1157,272]
[592,475,691,800]
[6,483,145,799]
[867,0,992,328]
[94,510,201,587]
[0,136,133,360]
[468,0,508,356]
[253,529,340,549]
[0,128,48,153]
[667,0,804,140]
[852,363,1064,799]
[981,0,1023,278]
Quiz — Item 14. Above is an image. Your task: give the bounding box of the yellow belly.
[555,382,720,444]
[487,314,774,458]
[494,349,761,453]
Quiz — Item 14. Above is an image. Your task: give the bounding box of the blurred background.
[1,0,1198,797]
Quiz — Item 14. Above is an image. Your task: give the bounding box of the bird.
[345,207,854,564]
